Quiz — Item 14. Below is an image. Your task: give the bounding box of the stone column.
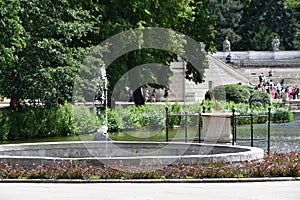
[201,112,237,143]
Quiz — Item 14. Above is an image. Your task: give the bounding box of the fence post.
[267,107,271,154]
[198,112,201,143]
[185,112,188,143]
[232,109,236,145]
[165,107,169,142]
[250,113,254,147]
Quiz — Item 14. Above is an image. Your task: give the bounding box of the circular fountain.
[0,141,263,166]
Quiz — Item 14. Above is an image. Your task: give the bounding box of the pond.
[109,122,299,153]
[1,122,299,153]
[235,121,300,153]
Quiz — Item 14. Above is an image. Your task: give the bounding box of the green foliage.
[271,107,294,123]
[1,0,215,108]
[72,106,101,134]
[99,100,293,131]
[106,105,166,131]
[168,102,182,127]
[208,0,245,51]
[285,0,300,8]
[205,84,271,107]
[0,104,77,140]
[238,0,299,50]
[249,91,271,107]
[205,84,251,104]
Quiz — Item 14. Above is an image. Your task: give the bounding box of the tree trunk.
[133,87,145,106]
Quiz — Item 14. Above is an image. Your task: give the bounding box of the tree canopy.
[1,0,215,107]
[0,0,299,108]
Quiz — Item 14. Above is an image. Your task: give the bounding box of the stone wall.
[168,55,249,102]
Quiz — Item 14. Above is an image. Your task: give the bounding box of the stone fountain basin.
[0,141,264,166]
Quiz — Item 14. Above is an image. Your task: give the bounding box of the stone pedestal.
[202,112,236,143]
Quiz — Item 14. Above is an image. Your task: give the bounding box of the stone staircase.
[167,55,250,102]
[239,67,300,86]
[167,51,300,103]
[284,100,300,121]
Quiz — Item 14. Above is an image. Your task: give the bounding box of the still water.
[1,122,299,153]
[236,122,299,153]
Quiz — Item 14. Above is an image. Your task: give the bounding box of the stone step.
[291,110,300,121]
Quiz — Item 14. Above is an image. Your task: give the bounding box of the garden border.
[0,177,299,184]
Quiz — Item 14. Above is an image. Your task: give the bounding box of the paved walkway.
[1,181,299,200]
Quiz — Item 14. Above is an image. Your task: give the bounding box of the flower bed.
[0,152,299,179]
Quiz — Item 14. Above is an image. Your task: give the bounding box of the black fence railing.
[165,107,272,154]
[232,107,271,154]
[165,107,202,143]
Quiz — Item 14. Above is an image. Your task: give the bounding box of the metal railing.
[232,108,271,154]
[165,107,272,154]
[165,107,203,143]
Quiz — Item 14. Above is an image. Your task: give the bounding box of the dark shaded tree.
[238,0,299,50]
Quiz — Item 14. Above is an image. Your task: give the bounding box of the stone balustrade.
[212,51,300,61]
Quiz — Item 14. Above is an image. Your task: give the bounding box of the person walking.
[151,89,156,103]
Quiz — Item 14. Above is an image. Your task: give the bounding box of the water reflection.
[236,122,300,153]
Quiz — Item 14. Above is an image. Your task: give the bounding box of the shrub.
[271,107,294,123]
[100,100,293,131]
[167,101,182,127]
[72,105,101,134]
[249,91,271,107]
[105,105,166,131]
[205,84,271,106]
[205,84,252,104]
[0,103,78,140]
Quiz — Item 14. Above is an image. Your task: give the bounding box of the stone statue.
[223,37,231,52]
[94,125,111,141]
[272,36,280,51]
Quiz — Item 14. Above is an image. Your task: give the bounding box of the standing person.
[268,69,273,77]
[258,73,263,84]
[144,89,150,103]
[296,86,299,99]
[128,89,133,102]
[261,74,267,85]
[292,86,297,100]
[163,89,169,99]
[276,82,282,98]
[287,85,293,100]
[151,89,156,103]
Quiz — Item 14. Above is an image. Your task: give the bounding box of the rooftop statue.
[223,37,231,52]
[272,36,280,51]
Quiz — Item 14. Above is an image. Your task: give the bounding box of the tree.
[2,0,101,108]
[238,0,299,50]
[285,0,300,8]
[206,0,246,51]
[0,0,25,107]
[1,0,217,108]
[91,0,215,106]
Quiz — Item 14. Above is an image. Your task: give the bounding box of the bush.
[105,105,166,131]
[0,103,79,140]
[205,84,252,104]
[249,91,271,106]
[72,105,101,134]
[0,100,293,140]
[205,84,271,106]
[271,107,294,123]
